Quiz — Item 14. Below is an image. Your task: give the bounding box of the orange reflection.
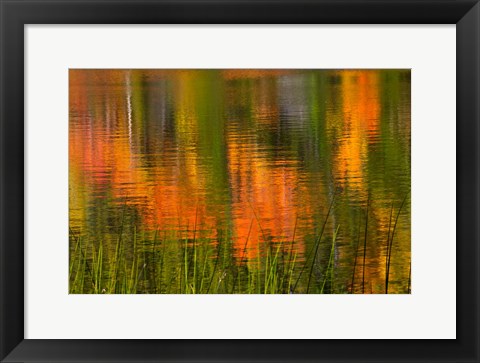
[333,70,380,195]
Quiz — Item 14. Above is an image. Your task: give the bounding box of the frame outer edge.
[0,1,26,361]
[457,2,480,361]
[0,0,4,358]
[0,0,479,362]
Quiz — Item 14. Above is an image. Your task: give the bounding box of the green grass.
[69,220,339,294]
[69,195,410,294]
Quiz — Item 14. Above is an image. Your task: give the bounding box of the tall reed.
[385,192,409,294]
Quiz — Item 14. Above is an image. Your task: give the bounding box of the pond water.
[69,69,410,294]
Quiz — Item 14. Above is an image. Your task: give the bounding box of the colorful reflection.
[70,69,411,294]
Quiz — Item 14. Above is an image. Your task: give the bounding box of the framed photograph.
[1,0,478,362]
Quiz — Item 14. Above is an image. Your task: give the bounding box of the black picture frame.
[1,0,478,362]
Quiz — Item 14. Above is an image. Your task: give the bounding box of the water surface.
[69,69,411,294]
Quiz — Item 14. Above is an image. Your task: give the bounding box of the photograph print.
[69,69,411,294]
